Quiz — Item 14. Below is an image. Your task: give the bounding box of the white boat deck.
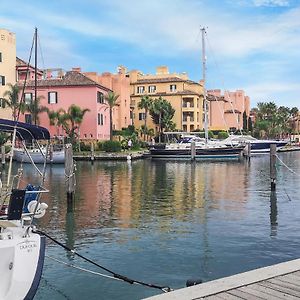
[144,258,300,300]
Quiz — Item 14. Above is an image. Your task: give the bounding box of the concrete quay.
[144,258,300,300]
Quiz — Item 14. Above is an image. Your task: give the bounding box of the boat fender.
[186,278,203,287]
[27,201,48,218]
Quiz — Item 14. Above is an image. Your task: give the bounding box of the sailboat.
[148,28,245,160]
[13,28,65,164]
[0,118,50,300]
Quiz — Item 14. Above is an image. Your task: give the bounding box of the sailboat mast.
[201,27,208,143]
[34,27,37,125]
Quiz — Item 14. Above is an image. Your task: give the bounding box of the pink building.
[84,66,132,131]
[16,57,43,81]
[17,66,111,140]
[208,89,250,131]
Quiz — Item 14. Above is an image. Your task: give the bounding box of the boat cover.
[0,118,50,140]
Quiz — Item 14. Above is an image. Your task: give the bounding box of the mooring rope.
[46,255,130,282]
[34,230,172,293]
[275,154,300,177]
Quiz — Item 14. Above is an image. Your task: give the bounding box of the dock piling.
[270,144,277,191]
[65,144,76,200]
[191,141,196,160]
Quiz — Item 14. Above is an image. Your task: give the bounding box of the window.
[139,113,145,120]
[0,76,5,86]
[137,86,145,94]
[24,93,32,104]
[98,113,104,125]
[48,92,57,104]
[148,85,156,93]
[25,114,32,124]
[97,91,104,103]
[0,98,5,108]
[170,84,176,92]
[0,52,2,62]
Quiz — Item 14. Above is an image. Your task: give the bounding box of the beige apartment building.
[0,28,16,119]
[129,66,205,133]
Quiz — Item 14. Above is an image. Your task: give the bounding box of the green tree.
[59,105,90,145]
[2,83,24,121]
[47,108,65,136]
[248,116,253,132]
[138,95,153,140]
[149,96,175,142]
[242,111,247,132]
[105,92,119,141]
[25,96,48,125]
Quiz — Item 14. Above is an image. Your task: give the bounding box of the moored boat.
[13,144,65,164]
[222,135,288,154]
[0,118,50,300]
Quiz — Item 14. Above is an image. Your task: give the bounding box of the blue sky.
[1,0,300,108]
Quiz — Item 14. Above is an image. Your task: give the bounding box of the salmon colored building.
[208,89,250,131]
[84,65,132,131]
[16,66,112,140]
[0,28,16,119]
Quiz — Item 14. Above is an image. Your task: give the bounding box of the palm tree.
[2,83,24,121]
[47,108,65,136]
[105,91,119,141]
[149,96,175,142]
[60,105,90,145]
[25,95,48,125]
[138,95,153,140]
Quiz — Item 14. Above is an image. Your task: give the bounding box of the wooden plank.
[276,274,300,287]
[291,271,300,277]
[268,278,300,292]
[239,284,294,300]
[259,281,300,298]
[226,288,259,300]
[281,273,300,283]
[202,296,226,300]
[204,293,242,300]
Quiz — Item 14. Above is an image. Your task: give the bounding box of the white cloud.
[253,0,290,7]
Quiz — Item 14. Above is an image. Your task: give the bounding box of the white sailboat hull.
[0,224,45,300]
[13,148,65,164]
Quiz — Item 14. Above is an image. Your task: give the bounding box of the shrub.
[218,131,229,139]
[79,142,91,151]
[102,140,122,152]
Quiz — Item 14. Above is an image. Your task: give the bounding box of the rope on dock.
[275,154,300,177]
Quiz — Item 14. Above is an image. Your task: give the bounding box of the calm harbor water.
[12,152,300,299]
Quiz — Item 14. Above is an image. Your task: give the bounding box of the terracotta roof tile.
[18,71,111,91]
[136,77,185,84]
[131,89,202,97]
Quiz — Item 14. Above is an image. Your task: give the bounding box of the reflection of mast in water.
[199,164,213,279]
[270,190,278,237]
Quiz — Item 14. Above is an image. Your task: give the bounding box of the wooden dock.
[144,258,300,300]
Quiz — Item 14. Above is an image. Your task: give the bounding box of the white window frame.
[170,84,177,92]
[148,85,156,93]
[48,91,57,104]
[24,93,33,104]
[137,86,145,94]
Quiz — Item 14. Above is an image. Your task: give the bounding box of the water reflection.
[3,152,300,300]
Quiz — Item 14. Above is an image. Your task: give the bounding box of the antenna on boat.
[201,26,209,143]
